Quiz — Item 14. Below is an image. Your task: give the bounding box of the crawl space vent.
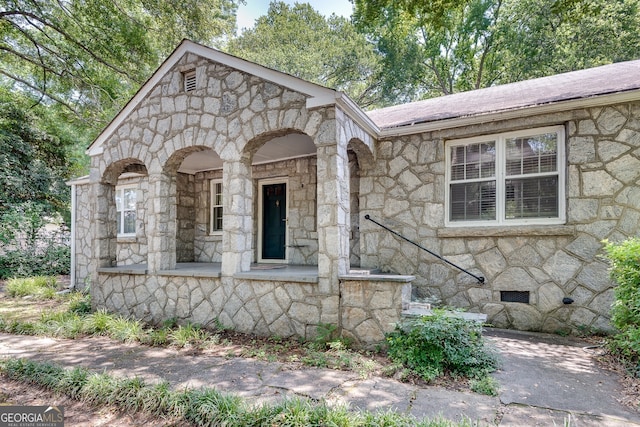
[500,291,530,304]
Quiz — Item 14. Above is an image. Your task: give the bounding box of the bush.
[386,312,498,381]
[0,203,70,279]
[603,238,640,367]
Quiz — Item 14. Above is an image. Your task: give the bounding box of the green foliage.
[470,375,500,396]
[0,357,477,427]
[0,203,70,280]
[169,322,208,347]
[386,313,498,381]
[68,292,92,314]
[1,0,240,124]
[5,276,59,299]
[603,238,640,369]
[226,2,382,107]
[353,0,640,104]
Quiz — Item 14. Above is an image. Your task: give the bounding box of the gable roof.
[87,40,378,156]
[368,59,640,137]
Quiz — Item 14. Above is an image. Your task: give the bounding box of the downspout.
[69,183,76,291]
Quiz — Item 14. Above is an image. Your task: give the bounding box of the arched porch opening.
[98,158,149,268]
[243,129,317,266]
[164,146,224,265]
[347,138,374,269]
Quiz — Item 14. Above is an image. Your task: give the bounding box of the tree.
[0,87,76,217]
[1,0,241,124]
[353,0,640,103]
[226,2,382,107]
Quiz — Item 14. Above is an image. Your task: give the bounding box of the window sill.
[438,224,575,238]
[117,236,137,243]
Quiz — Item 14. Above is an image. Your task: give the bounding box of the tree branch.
[0,69,80,117]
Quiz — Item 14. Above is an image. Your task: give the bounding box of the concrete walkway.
[0,329,638,426]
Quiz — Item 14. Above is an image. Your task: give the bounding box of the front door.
[261,182,287,261]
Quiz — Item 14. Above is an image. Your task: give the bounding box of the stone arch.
[160,145,224,264]
[347,138,375,170]
[101,158,148,185]
[95,158,149,269]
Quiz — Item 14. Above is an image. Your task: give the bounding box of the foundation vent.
[500,291,530,304]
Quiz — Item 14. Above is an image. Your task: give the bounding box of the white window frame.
[115,185,137,236]
[445,125,566,227]
[209,179,223,235]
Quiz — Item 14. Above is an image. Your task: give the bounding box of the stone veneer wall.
[360,103,640,334]
[194,169,224,262]
[72,183,94,288]
[93,271,409,346]
[176,172,195,262]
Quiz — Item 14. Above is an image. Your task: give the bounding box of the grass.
[0,358,479,427]
[5,276,59,299]
[0,276,495,394]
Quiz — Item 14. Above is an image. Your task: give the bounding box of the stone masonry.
[70,41,640,344]
[360,104,640,334]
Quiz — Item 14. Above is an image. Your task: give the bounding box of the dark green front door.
[262,183,286,260]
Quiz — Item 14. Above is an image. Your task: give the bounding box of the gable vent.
[184,70,196,92]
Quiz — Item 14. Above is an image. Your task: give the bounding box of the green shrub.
[470,375,500,396]
[5,276,59,299]
[0,204,70,279]
[386,312,498,382]
[603,238,640,367]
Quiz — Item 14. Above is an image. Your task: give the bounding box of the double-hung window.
[210,179,223,234]
[446,126,565,226]
[115,186,137,236]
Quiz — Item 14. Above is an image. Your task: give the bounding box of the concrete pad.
[499,405,640,427]
[264,367,356,400]
[411,387,500,425]
[329,378,415,413]
[488,330,640,421]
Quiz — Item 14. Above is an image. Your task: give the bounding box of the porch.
[94,263,414,347]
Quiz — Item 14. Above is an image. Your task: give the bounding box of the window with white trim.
[115,186,137,236]
[210,180,223,234]
[445,126,565,226]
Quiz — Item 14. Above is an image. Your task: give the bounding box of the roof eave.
[378,89,640,138]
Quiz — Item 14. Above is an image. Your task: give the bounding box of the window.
[446,126,565,226]
[210,180,223,234]
[184,70,196,92]
[115,186,137,235]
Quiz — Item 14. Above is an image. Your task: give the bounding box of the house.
[67,40,640,345]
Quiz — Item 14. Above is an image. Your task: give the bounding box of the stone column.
[221,155,253,276]
[315,119,351,296]
[147,171,177,272]
[93,181,116,268]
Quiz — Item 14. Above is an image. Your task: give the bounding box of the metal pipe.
[364,214,485,284]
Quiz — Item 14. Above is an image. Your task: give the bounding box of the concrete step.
[402,302,488,323]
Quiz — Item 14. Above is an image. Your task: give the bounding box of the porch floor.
[98,262,320,282]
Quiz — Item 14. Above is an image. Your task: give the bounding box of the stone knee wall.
[93,274,340,340]
[93,273,410,346]
[360,103,640,334]
[340,279,410,347]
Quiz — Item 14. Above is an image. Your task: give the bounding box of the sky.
[236,0,355,33]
